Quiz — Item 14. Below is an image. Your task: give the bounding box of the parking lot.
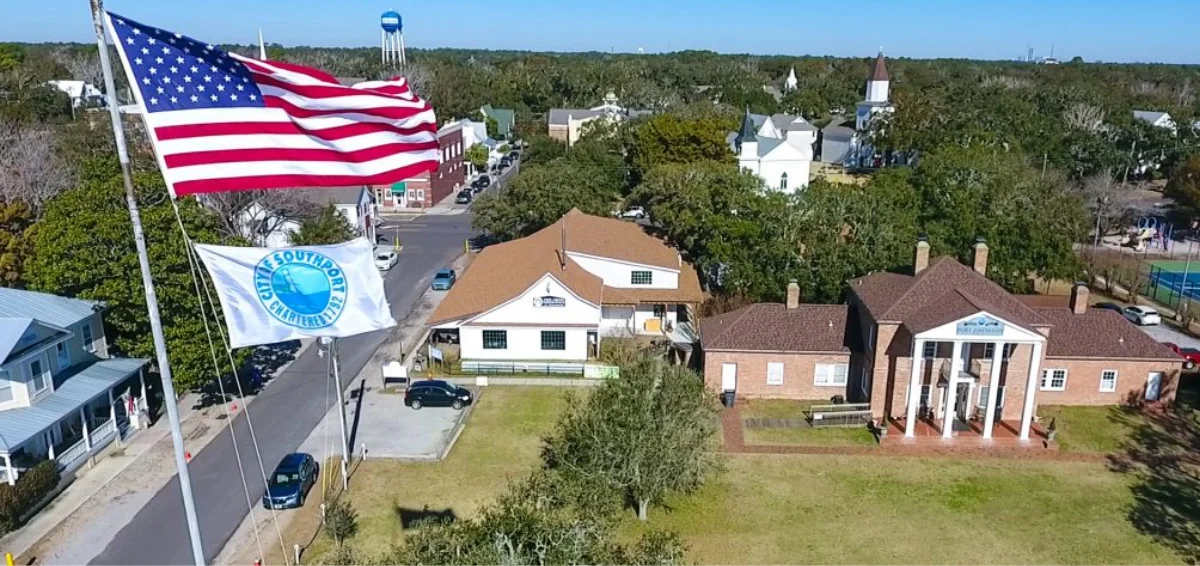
[299,380,470,461]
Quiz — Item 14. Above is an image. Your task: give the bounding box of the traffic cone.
[185,450,192,462]
[230,402,239,412]
[253,560,261,566]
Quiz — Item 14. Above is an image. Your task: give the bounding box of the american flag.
[105,12,439,196]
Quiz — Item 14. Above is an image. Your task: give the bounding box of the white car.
[374,250,398,271]
[618,206,647,220]
[1123,305,1161,326]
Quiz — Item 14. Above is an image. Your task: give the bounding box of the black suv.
[405,380,473,410]
[455,189,473,204]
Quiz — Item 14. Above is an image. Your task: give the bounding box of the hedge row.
[0,460,61,535]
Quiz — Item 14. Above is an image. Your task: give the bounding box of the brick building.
[702,237,1183,444]
[375,123,465,210]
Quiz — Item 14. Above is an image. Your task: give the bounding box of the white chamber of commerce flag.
[194,238,396,348]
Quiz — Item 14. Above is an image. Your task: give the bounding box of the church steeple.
[736,107,757,144]
[784,67,798,92]
[869,50,889,82]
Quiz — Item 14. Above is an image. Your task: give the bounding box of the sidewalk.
[213,251,473,565]
[3,342,312,565]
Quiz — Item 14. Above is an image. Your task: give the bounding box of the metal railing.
[806,403,872,428]
[460,361,585,376]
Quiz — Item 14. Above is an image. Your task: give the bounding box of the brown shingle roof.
[1035,308,1180,361]
[701,303,849,353]
[849,257,1048,333]
[428,210,700,325]
[870,51,890,81]
[560,209,681,269]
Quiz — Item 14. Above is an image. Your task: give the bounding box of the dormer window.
[631,271,652,285]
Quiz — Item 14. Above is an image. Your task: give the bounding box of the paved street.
[90,214,474,565]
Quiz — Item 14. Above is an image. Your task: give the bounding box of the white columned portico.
[1019,342,1044,441]
[982,341,1004,439]
[905,339,927,437]
[942,341,964,439]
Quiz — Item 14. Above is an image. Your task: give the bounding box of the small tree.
[465,144,489,172]
[485,115,499,139]
[289,204,357,246]
[323,500,359,548]
[544,357,722,522]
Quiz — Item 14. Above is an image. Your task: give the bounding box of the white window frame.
[779,172,788,191]
[814,363,848,387]
[631,270,653,285]
[1041,368,1068,391]
[0,370,12,403]
[982,343,1017,359]
[923,342,937,358]
[766,362,784,386]
[1100,369,1118,393]
[82,322,95,353]
[29,358,47,393]
[56,341,70,369]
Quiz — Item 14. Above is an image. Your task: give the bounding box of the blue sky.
[5,0,1199,64]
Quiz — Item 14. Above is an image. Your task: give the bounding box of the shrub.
[324,500,359,548]
[0,460,61,534]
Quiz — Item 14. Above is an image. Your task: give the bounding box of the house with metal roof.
[480,104,515,139]
[1134,110,1177,132]
[730,108,816,192]
[702,237,1182,448]
[0,288,149,484]
[547,92,652,146]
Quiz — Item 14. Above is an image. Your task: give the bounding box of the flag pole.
[90,1,206,564]
[328,337,350,490]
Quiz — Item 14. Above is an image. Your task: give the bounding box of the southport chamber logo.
[254,250,348,329]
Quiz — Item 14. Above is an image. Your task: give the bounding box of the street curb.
[437,388,480,461]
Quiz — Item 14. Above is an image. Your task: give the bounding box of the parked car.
[1123,305,1162,326]
[405,379,473,410]
[455,189,473,205]
[474,175,491,188]
[374,250,398,271]
[618,206,647,220]
[262,453,318,509]
[1095,302,1124,314]
[508,150,520,160]
[431,268,457,290]
[499,156,512,167]
[1163,342,1200,369]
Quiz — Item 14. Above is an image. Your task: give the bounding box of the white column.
[2,454,13,486]
[46,431,56,460]
[905,339,927,437]
[943,341,964,439]
[1019,342,1045,441]
[81,407,92,450]
[983,341,1004,439]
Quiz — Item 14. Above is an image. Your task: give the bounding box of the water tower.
[381,10,405,67]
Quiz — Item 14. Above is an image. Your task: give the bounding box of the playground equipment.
[1122,217,1174,252]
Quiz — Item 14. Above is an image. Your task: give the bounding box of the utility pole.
[1124,140,1138,185]
[90,1,204,564]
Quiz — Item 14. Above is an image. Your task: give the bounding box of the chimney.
[1070,282,1089,315]
[973,237,989,275]
[914,235,930,274]
[786,280,801,309]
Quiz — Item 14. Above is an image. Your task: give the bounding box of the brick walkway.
[720,403,1107,463]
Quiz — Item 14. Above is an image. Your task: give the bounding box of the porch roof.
[0,358,146,453]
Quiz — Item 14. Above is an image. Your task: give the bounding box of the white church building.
[850,51,895,167]
[729,109,817,192]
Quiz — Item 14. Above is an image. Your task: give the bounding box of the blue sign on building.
[533,296,566,308]
[956,315,1003,336]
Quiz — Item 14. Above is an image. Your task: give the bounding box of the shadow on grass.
[1110,376,1200,563]
[396,505,458,529]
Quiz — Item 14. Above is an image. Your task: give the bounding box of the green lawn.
[1038,405,1145,453]
[628,455,1181,564]
[282,390,1187,565]
[740,399,877,447]
[285,387,575,563]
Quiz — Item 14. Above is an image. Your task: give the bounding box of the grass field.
[1038,405,1145,453]
[629,455,1181,565]
[740,399,877,447]
[282,388,1187,565]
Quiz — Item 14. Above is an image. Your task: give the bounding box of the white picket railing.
[90,418,117,446]
[55,438,89,473]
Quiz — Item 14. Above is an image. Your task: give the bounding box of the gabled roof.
[1034,308,1179,361]
[0,318,35,365]
[0,318,71,365]
[293,187,369,206]
[0,288,100,328]
[429,210,701,325]
[548,108,603,126]
[1134,110,1172,125]
[869,51,889,82]
[848,257,1048,333]
[702,303,849,353]
[768,114,818,133]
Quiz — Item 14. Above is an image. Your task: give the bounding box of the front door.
[1147,372,1163,401]
[955,382,972,420]
[721,363,737,392]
